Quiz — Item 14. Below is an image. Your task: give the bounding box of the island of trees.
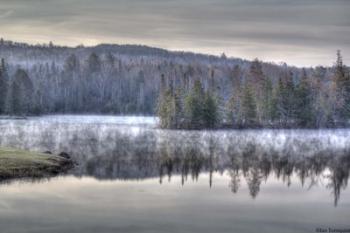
[0,39,349,129]
[157,51,350,129]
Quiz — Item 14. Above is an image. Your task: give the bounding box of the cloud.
[0,0,349,66]
[0,10,13,18]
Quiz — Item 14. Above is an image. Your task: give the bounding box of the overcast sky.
[0,0,349,67]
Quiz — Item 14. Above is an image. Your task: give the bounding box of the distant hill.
[0,38,345,129]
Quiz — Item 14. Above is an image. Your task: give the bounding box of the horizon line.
[0,37,342,69]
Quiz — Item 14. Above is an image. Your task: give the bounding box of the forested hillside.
[0,39,348,128]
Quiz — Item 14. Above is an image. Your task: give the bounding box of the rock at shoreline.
[59,152,71,159]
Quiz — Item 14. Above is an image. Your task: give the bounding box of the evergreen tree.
[0,59,8,114]
[227,94,239,126]
[279,71,296,125]
[87,53,101,73]
[270,78,283,124]
[227,65,242,126]
[295,69,314,127]
[333,50,350,121]
[157,73,185,129]
[249,59,265,122]
[105,52,115,70]
[157,75,171,128]
[241,83,257,126]
[203,91,218,128]
[261,76,273,124]
[64,54,80,72]
[184,80,204,129]
[334,50,347,89]
[249,59,264,83]
[311,67,333,127]
[172,88,184,129]
[10,69,34,115]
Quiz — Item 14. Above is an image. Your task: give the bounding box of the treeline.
[0,39,349,129]
[157,51,350,129]
[0,53,158,115]
[157,75,219,129]
[0,39,243,116]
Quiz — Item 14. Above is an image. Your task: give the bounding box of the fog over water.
[0,115,349,233]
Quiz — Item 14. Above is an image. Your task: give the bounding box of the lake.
[0,115,349,233]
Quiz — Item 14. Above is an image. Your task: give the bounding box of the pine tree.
[203,91,218,128]
[10,69,34,115]
[295,69,314,127]
[249,59,265,123]
[249,59,264,83]
[64,54,80,72]
[334,50,347,89]
[270,78,283,125]
[311,67,332,127]
[279,71,296,125]
[0,59,8,114]
[157,74,171,128]
[87,53,101,73]
[157,90,173,128]
[227,94,239,126]
[172,88,184,128]
[241,83,257,126]
[227,65,242,126]
[333,50,350,121]
[261,76,273,124]
[184,79,205,129]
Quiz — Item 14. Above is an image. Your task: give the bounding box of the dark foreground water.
[0,115,349,233]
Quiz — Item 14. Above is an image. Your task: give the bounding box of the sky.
[0,0,349,67]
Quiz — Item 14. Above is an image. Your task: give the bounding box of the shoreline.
[0,148,73,180]
[1,114,350,130]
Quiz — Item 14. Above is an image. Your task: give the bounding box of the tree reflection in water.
[0,121,349,206]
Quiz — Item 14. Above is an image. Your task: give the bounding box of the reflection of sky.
[0,173,349,233]
[0,0,349,66]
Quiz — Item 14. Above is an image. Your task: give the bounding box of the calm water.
[0,115,349,233]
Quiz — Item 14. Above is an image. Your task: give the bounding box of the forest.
[0,39,349,129]
[158,52,350,129]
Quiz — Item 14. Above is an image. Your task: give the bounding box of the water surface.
[0,115,349,233]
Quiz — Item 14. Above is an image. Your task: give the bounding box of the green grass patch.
[0,147,72,179]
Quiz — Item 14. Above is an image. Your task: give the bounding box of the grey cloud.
[0,9,13,18]
[0,0,349,66]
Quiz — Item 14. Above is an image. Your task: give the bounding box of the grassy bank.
[0,148,73,180]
